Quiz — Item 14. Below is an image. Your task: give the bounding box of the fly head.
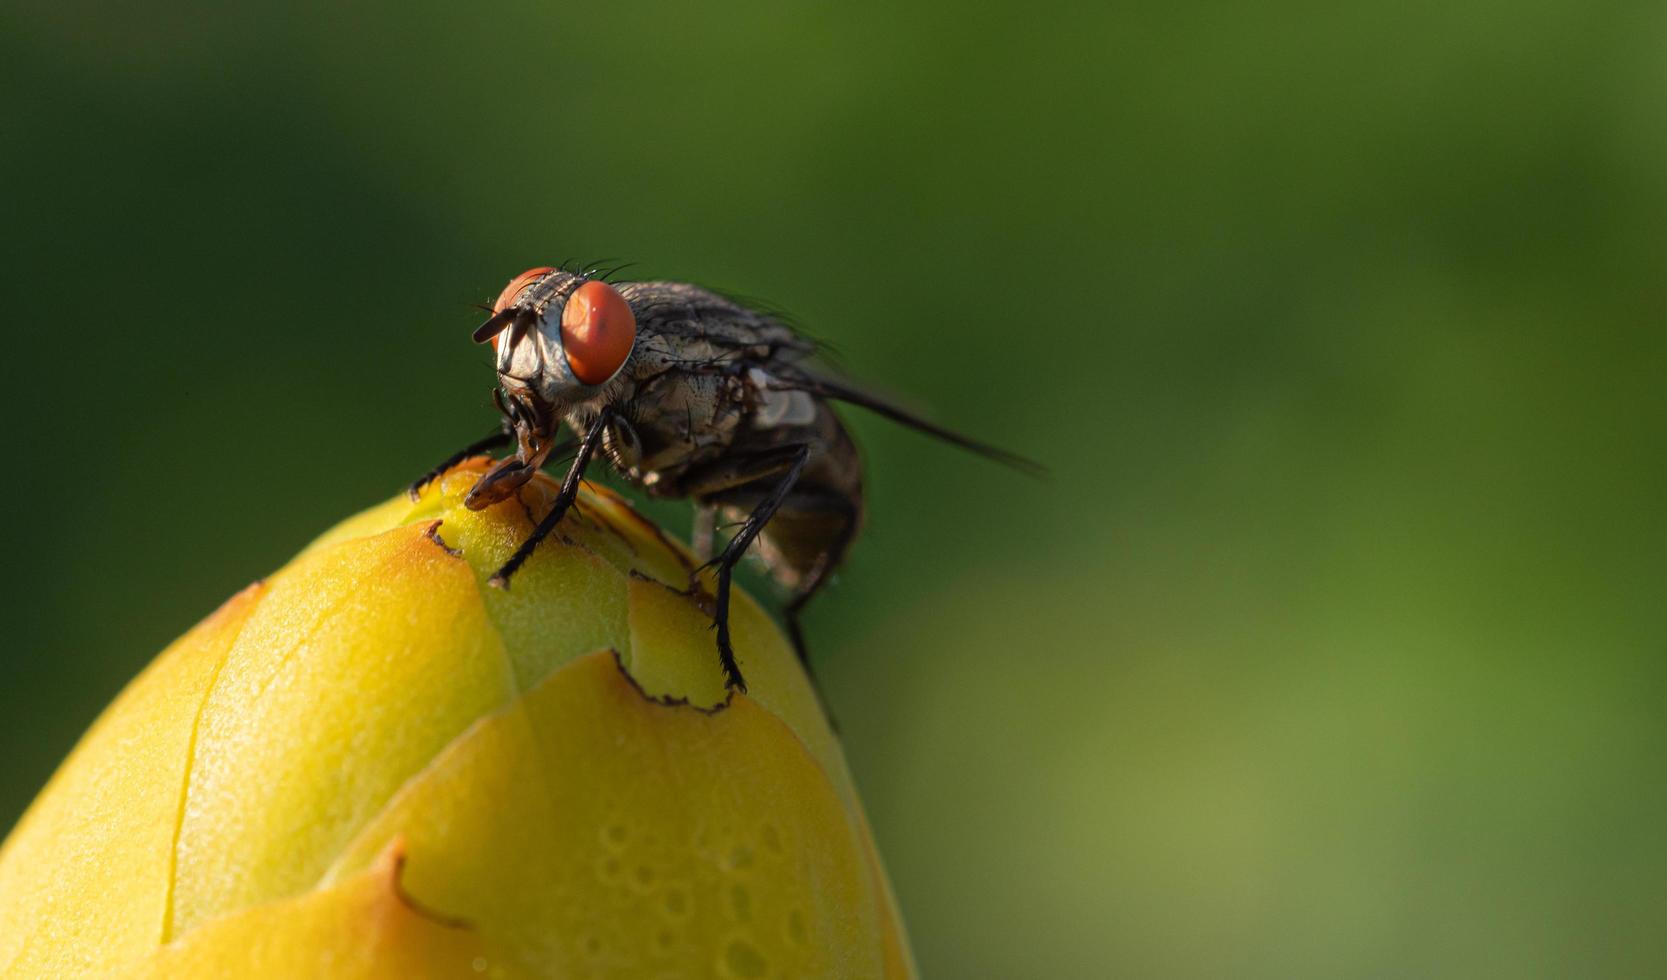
[463,267,640,510]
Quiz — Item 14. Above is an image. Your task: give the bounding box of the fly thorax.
[747,368,817,429]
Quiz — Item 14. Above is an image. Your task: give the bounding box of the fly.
[411,265,1040,693]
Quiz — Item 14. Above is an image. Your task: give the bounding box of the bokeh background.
[4,2,1665,976]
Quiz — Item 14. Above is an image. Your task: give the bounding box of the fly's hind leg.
[682,444,812,692]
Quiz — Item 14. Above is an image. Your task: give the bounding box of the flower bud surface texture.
[0,460,912,979]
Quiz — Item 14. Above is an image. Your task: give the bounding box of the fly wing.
[769,367,1045,477]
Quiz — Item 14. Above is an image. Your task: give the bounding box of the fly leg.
[703,488,860,728]
[407,424,511,499]
[487,409,613,589]
[686,444,811,692]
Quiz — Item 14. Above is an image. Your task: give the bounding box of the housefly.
[411,265,1038,693]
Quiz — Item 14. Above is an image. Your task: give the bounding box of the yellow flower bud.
[0,459,913,978]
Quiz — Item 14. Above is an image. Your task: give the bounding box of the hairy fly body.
[412,265,1035,693]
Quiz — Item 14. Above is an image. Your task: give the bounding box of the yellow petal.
[2,461,913,977]
[417,477,632,691]
[0,584,263,978]
[169,521,515,934]
[121,841,522,980]
[298,460,852,809]
[626,573,731,708]
[328,650,887,979]
[576,481,707,588]
[307,460,636,690]
[299,490,422,558]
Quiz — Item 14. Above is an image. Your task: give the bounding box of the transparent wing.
[770,368,1045,477]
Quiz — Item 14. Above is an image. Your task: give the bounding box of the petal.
[573,481,701,588]
[328,650,888,979]
[298,493,422,558]
[121,842,522,979]
[169,522,515,934]
[625,573,729,709]
[0,584,264,978]
[309,459,637,691]
[417,482,632,693]
[3,461,914,977]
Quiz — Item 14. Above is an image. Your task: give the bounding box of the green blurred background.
[4,1,1665,975]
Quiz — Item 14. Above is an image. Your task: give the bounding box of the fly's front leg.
[688,444,811,692]
[407,423,512,499]
[488,408,613,589]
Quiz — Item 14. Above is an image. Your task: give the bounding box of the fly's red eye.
[488,266,555,350]
[495,267,554,313]
[560,280,636,385]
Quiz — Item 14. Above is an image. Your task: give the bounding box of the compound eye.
[560,280,636,385]
[479,266,555,350]
[495,267,554,313]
